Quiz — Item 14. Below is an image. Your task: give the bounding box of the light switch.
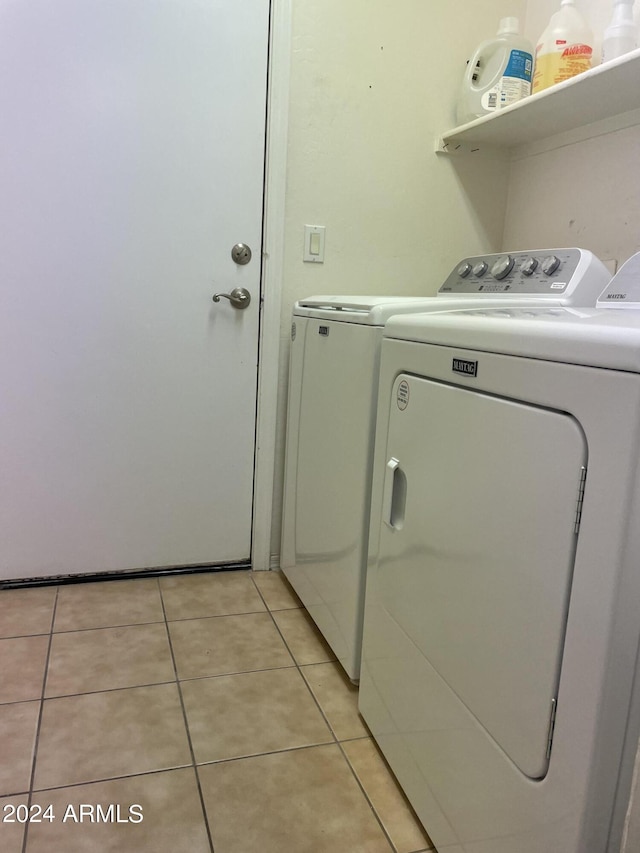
[304,225,325,263]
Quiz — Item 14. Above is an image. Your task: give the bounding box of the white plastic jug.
[602,0,637,63]
[456,18,534,126]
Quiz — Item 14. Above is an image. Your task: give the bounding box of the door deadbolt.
[231,243,252,265]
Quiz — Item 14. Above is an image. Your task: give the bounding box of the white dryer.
[281,249,609,682]
[359,253,640,852]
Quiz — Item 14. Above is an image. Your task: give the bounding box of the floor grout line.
[21,586,59,853]
[37,679,181,702]
[157,577,216,853]
[248,573,342,741]
[176,662,297,681]
[0,697,49,709]
[250,571,404,853]
[48,619,166,635]
[162,610,273,625]
[247,572,405,850]
[0,632,52,640]
[27,763,195,795]
[335,737,398,853]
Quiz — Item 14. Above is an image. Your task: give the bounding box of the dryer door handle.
[383,457,407,530]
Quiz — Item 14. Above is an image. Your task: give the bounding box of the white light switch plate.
[304,225,325,263]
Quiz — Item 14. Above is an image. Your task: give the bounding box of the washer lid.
[293,294,598,326]
[293,296,440,325]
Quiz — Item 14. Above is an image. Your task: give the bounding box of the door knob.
[212,287,251,309]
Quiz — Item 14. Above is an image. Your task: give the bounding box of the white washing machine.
[358,253,640,852]
[280,249,610,682]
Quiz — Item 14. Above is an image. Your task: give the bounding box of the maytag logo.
[452,357,478,377]
[606,293,627,300]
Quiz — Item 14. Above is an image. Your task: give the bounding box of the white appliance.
[280,249,610,682]
[358,252,640,853]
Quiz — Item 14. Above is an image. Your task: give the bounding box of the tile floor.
[0,569,433,853]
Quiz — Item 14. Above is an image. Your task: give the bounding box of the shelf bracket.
[435,136,484,156]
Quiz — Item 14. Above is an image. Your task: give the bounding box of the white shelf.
[437,48,640,153]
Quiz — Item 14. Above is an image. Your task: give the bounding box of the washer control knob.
[457,262,472,278]
[520,256,539,276]
[542,255,561,276]
[491,255,514,280]
[472,261,488,277]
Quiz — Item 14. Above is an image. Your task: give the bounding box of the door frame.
[252,0,291,570]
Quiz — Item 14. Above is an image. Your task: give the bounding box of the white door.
[0,0,269,580]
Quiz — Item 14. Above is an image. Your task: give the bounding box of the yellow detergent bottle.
[533,0,594,93]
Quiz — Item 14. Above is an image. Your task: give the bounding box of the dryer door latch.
[574,467,588,534]
[546,697,558,760]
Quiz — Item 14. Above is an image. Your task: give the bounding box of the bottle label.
[480,49,533,112]
[532,45,593,93]
[503,49,534,83]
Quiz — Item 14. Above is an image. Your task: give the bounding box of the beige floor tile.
[26,768,210,853]
[301,661,369,741]
[0,796,28,853]
[160,570,265,620]
[343,739,434,853]
[272,608,336,665]
[54,579,163,632]
[45,624,175,697]
[183,668,333,763]
[0,636,49,704]
[251,569,302,610]
[199,744,393,853]
[0,587,56,638]
[169,612,293,679]
[0,701,39,796]
[34,684,191,790]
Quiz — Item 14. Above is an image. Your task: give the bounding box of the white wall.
[503,120,640,265]
[270,0,525,556]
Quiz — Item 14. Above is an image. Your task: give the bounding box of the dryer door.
[378,374,586,779]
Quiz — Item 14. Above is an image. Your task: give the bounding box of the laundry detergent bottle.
[532,0,594,93]
[455,18,534,125]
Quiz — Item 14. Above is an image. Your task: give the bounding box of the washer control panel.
[439,249,583,295]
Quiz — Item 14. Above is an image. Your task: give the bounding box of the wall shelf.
[436,47,640,154]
